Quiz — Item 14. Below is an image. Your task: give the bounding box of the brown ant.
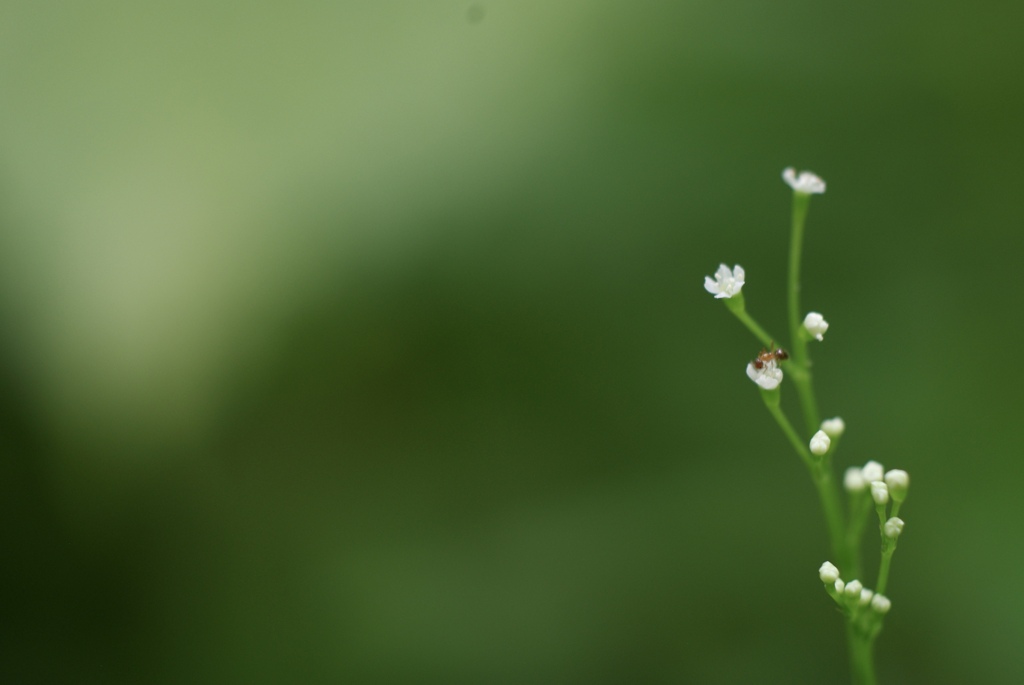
[752,343,789,370]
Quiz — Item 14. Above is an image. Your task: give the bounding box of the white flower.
[782,167,826,194]
[821,417,845,438]
[844,579,863,598]
[843,467,867,492]
[834,579,845,594]
[704,263,745,299]
[819,561,840,584]
[803,312,830,341]
[809,430,831,456]
[861,461,885,483]
[884,517,905,539]
[858,588,874,606]
[746,361,783,390]
[871,594,892,614]
[871,481,890,505]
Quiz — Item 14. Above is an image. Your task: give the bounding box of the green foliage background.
[2,2,1021,683]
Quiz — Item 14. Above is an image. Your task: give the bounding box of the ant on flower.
[752,343,789,370]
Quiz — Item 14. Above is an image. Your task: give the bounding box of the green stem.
[761,391,848,571]
[787,191,821,436]
[875,504,897,595]
[846,625,878,685]
[845,493,873,581]
[877,546,895,596]
[723,294,775,348]
[785,187,877,684]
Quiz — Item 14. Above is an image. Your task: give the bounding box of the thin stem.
[723,294,775,348]
[846,625,878,685]
[845,493,873,581]
[761,392,848,570]
[876,544,895,596]
[875,504,897,595]
[786,191,821,436]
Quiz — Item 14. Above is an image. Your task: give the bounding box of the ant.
[752,342,789,370]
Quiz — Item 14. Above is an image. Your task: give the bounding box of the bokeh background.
[2,2,1022,683]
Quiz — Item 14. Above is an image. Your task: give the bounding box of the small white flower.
[819,561,840,584]
[809,430,831,456]
[803,312,830,341]
[820,417,845,438]
[858,588,874,606]
[884,517,905,539]
[861,461,885,483]
[871,594,892,614]
[782,167,826,194]
[746,361,783,390]
[844,579,864,598]
[834,579,845,594]
[843,467,867,492]
[871,481,890,505]
[884,469,910,502]
[704,263,745,299]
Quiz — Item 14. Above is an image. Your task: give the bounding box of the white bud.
[803,312,830,341]
[844,579,863,598]
[884,517,905,539]
[834,579,845,594]
[809,430,831,456]
[820,417,845,438]
[819,561,840,584]
[861,461,885,483]
[844,467,867,492]
[871,594,892,614]
[871,481,890,505]
[782,167,826,194]
[884,469,910,503]
[858,589,874,606]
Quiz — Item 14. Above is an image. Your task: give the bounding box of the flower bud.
[844,467,867,492]
[871,481,889,505]
[858,589,874,606]
[819,561,840,584]
[884,469,910,503]
[809,430,831,456]
[871,594,892,614]
[820,417,845,438]
[803,312,829,341]
[861,461,884,483]
[844,579,863,598]
[782,167,826,194]
[834,579,845,594]
[884,517,905,539]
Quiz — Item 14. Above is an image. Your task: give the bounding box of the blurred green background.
[2,2,1022,683]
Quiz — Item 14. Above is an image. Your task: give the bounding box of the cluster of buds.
[845,461,910,510]
[818,562,891,615]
